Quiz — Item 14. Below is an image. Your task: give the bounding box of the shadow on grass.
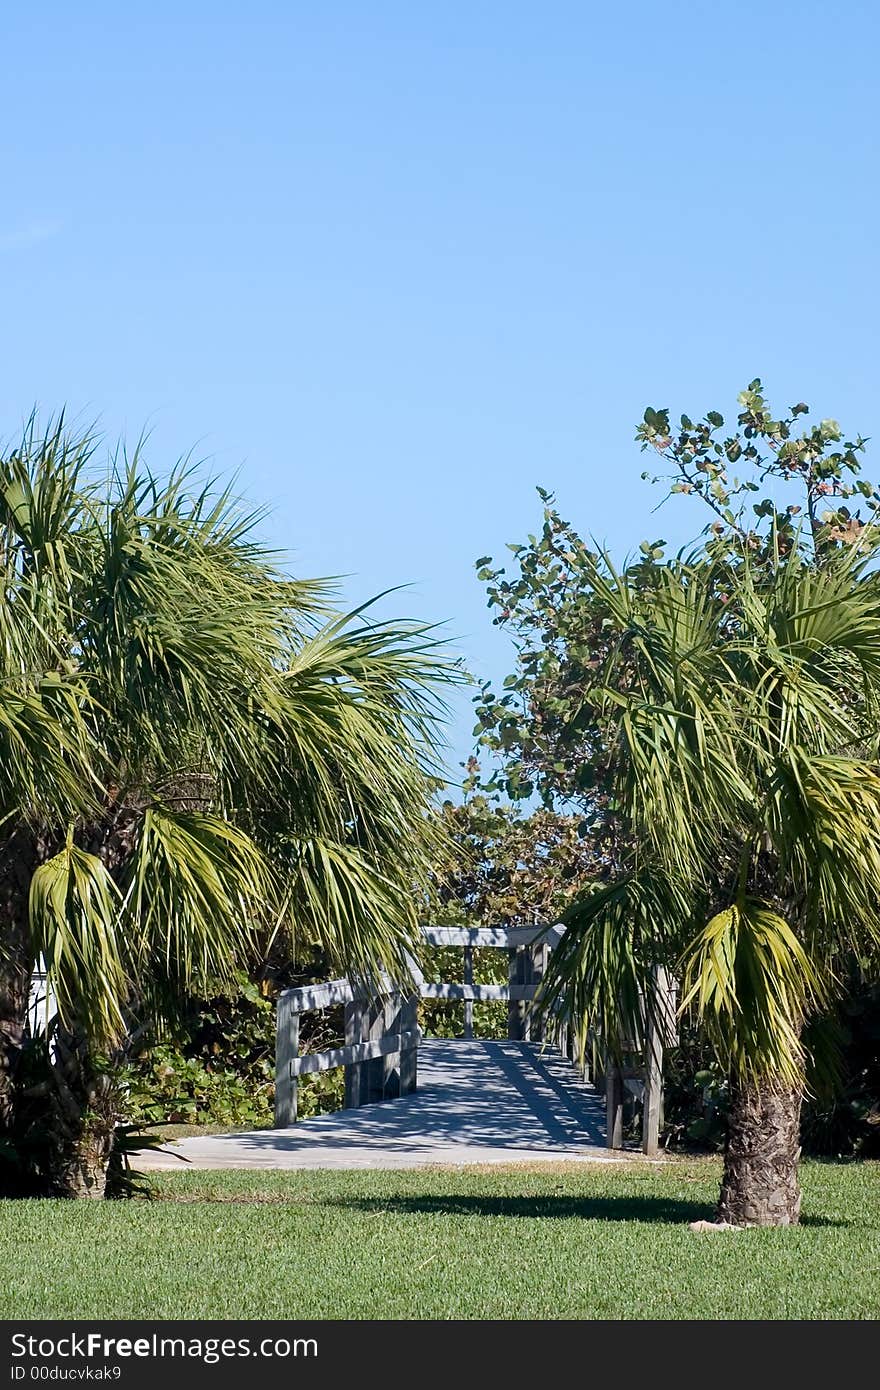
[326,1194,714,1223]
[323,1194,849,1227]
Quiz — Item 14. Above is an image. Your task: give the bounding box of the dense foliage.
[0,417,456,1195]
[421,798,600,1037]
[472,384,880,1220]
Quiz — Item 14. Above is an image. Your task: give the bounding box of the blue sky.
[2,3,878,784]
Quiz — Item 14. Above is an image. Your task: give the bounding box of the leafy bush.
[659,979,880,1157]
[121,974,275,1129]
[659,1032,730,1152]
[419,945,508,1040]
[122,971,344,1130]
[801,979,880,1158]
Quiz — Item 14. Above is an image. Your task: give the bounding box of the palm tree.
[540,536,880,1225]
[0,418,456,1196]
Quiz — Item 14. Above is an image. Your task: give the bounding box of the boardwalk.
[141,1039,611,1171]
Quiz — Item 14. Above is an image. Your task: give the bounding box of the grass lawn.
[1,1158,877,1320]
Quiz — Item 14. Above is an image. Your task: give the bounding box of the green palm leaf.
[125,806,272,993]
[680,899,825,1085]
[539,865,691,1062]
[29,836,126,1045]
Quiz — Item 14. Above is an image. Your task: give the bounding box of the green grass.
[1,1159,878,1319]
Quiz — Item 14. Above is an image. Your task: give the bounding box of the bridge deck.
[141,1040,611,1171]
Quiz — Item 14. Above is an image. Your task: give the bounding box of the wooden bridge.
[143,926,674,1172]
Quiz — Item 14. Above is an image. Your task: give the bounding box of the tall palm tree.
[0,418,456,1196]
[540,535,880,1225]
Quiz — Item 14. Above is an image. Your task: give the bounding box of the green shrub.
[122,971,344,1130]
[659,979,880,1157]
[419,944,508,1039]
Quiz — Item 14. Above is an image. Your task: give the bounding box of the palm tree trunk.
[34,803,143,1198]
[46,1029,118,1199]
[49,1120,115,1198]
[717,1076,802,1226]
[0,826,42,1138]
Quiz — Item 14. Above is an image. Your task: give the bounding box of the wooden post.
[530,941,547,1043]
[463,945,473,1039]
[642,965,674,1156]
[606,1053,624,1149]
[274,992,299,1127]
[580,1030,592,1084]
[364,996,387,1103]
[351,992,395,1104]
[508,947,531,1040]
[344,998,368,1108]
[377,993,402,1100]
[346,989,419,1106]
[399,994,419,1095]
[642,1023,662,1157]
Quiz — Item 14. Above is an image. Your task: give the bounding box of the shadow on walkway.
[142,1040,609,1169]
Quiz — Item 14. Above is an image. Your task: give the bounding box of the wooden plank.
[375,994,401,1102]
[280,978,355,1013]
[530,941,548,1043]
[402,951,426,990]
[656,967,679,1048]
[417,982,536,1001]
[507,925,564,950]
[274,995,299,1127]
[281,968,411,1016]
[283,973,540,1012]
[580,1029,595,1085]
[399,995,419,1095]
[419,925,565,949]
[642,964,670,1156]
[420,928,513,948]
[642,1033,662,1155]
[508,947,530,1040]
[289,1029,422,1077]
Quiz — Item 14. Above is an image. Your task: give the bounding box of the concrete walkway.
[140,1039,611,1171]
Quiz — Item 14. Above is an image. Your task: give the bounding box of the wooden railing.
[273,924,676,1156]
[274,974,420,1126]
[274,924,563,1126]
[418,924,566,1044]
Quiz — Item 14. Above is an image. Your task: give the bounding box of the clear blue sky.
[3,3,878,783]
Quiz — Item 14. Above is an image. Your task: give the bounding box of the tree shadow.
[324,1194,850,1227]
[327,1194,714,1223]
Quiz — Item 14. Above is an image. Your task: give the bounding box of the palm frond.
[29,836,126,1045]
[539,865,692,1062]
[680,898,825,1085]
[278,834,426,979]
[766,751,880,952]
[0,673,97,824]
[124,806,272,995]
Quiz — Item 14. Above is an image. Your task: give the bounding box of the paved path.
[140,1039,611,1171]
